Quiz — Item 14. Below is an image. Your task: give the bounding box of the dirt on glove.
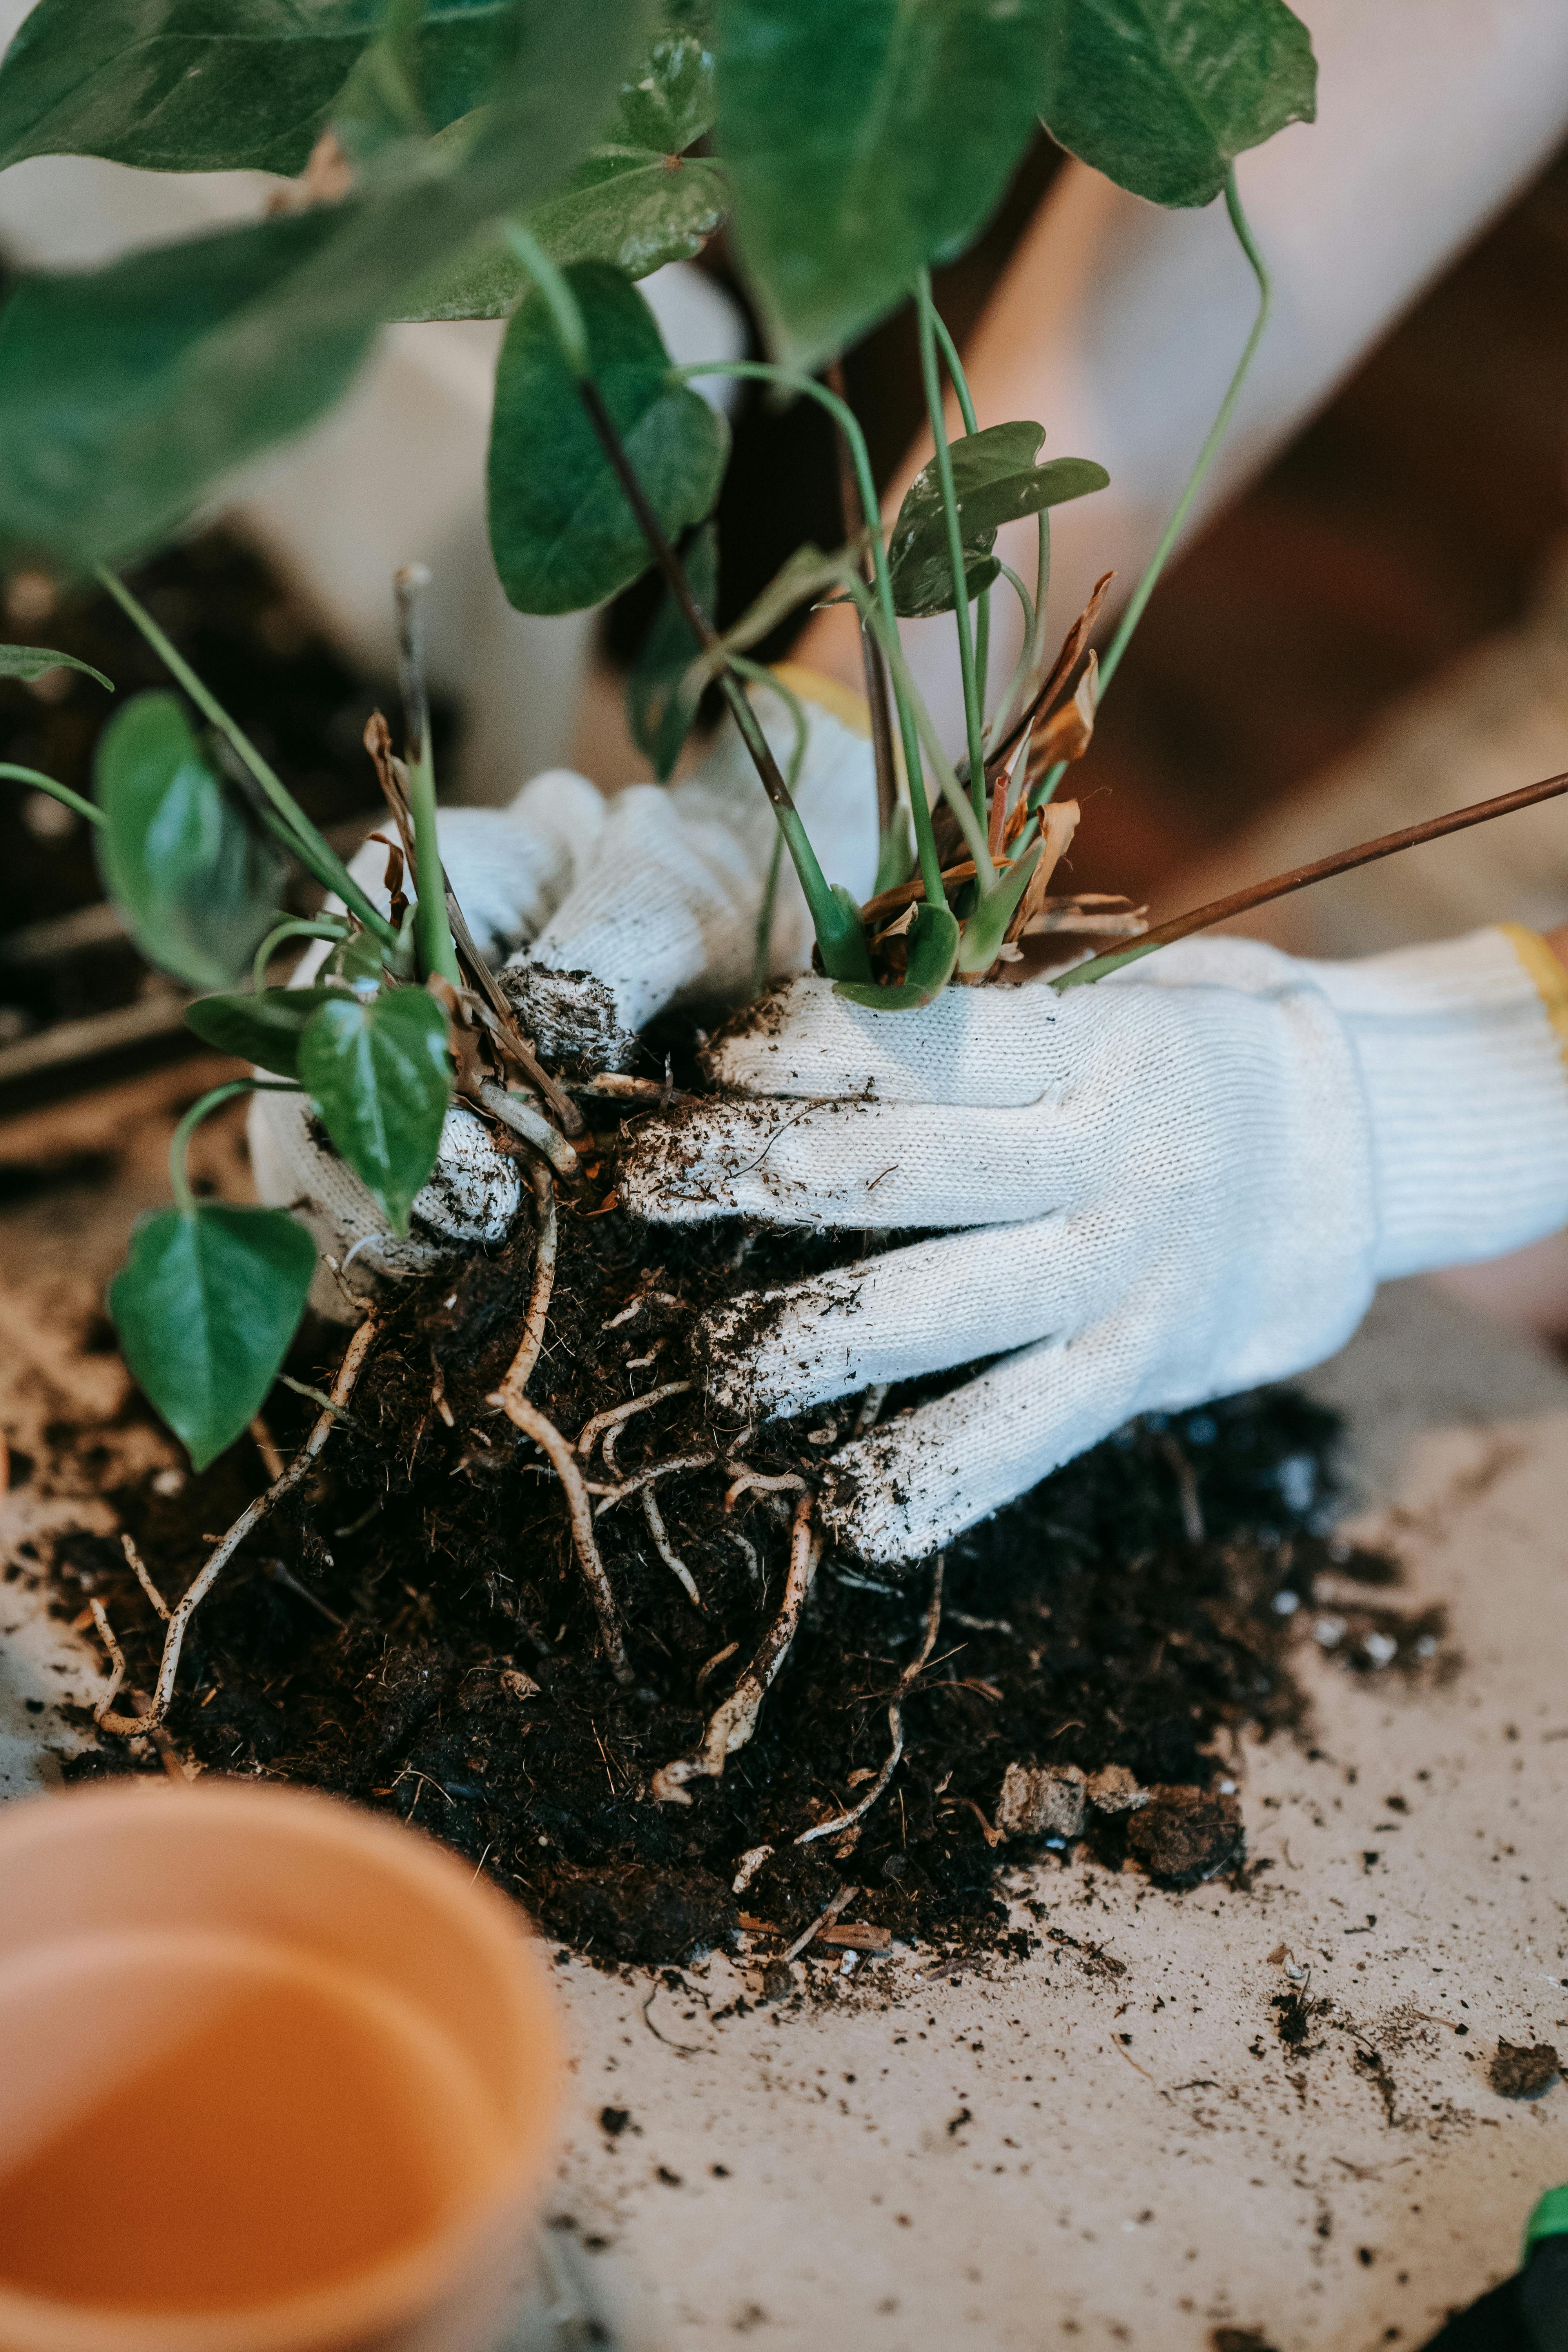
[42,1084,1452,1977]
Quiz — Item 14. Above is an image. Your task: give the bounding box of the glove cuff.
[1305,924,1568,1280]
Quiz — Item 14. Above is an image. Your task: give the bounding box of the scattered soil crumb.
[1489,2040,1561,2100]
[1211,2333,1281,2352]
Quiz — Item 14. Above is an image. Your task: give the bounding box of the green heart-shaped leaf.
[297,986,452,1234]
[405,32,726,319]
[0,0,647,571]
[0,642,112,690]
[488,260,729,615]
[1040,0,1317,212]
[109,1204,315,1472]
[628,520,718,779]
[94,691,285,991]
[834,903,959,1011]
[0,0,517,177]
[889,424,1109,619]
[184,987,342,1080]
[716,0,1054,370]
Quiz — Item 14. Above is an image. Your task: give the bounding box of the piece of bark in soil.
[997,1761,1086,1839]
[1488,2040,1560,2099]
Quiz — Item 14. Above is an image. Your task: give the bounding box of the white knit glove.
[618,926,1568,1565]
[249,671,879,1302]
[511,665,878,1068]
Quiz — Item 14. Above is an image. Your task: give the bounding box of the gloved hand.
[618,925,1568,1564]
[249,671,878,1304]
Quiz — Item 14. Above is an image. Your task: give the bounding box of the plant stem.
[0,760,104,828]
[513,249,861,964]
[251,915,350,992]
[915,269,986,831]
[393,564,461,986]
[930,304,991,719]
[95,568,398,945]
[989,511,1051,751]
[168,1078,299,1214]
[849,579,995,887]
[1055,764,1568,991]
[1032,167,1272,812]
[673,358,944,910]
[826,359,898,849]
[568,367,868,980]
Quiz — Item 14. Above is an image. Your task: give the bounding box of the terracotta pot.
[0,1780,564,2352]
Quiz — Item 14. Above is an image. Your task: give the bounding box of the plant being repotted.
[4,0,1562,1955]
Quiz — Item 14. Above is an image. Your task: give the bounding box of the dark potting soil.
[45,1094,1453,1977]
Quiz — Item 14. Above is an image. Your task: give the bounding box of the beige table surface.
[2,1068,1565,2350]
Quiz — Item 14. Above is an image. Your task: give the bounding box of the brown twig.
[1062,765,1568,989]
[94,1315,379,1738]
[796,1556,944,1846]
[488,1388,633,1685]
[494,1158,557,1404]
[363,710,583,1139]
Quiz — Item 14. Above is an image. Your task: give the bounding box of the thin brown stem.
[795,1555,944,1847]
[1060,765,1568,990]
[95,1316,378,1738]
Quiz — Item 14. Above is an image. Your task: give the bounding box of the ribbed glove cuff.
[1304,924,1568,1280]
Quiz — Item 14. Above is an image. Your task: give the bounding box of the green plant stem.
[168,1079,300,1215]
[915,270,985,831]
[848,577,994,886]
[673,357,944,911]
[1032,168,1271,811]
[503,222,590,375]
[251,916,350,992]
[0,760,104,828]
[930,304,991,720]
[562,360,867,980]
[507,235,859,965]
[990,510,1050,750]
[95,568,398,947]
[394,564,461,987]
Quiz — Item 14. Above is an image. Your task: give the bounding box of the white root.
[853,1383,889,1437]
[87,1600,127,1718]
[724,1468,808,1513]
[697,1641,740,1691]
[576,1380,692,1466]
[120,1534,169,1620]
[476,1077,579,1180]
[93,1315,379,1739]
[490,1388,633,1686]
[494,1159,557,1404]
[724,1528,761,1590]
[592,1454,714,1516]
[642,1487,704,1610]
[782,1882,858,1964]
[795,1555,944,1847]
[652,1494,819,1804]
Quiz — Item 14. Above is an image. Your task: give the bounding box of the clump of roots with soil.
[51,1065,1450,1975]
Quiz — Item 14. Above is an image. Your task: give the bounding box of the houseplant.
[5,0,1554,1953]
